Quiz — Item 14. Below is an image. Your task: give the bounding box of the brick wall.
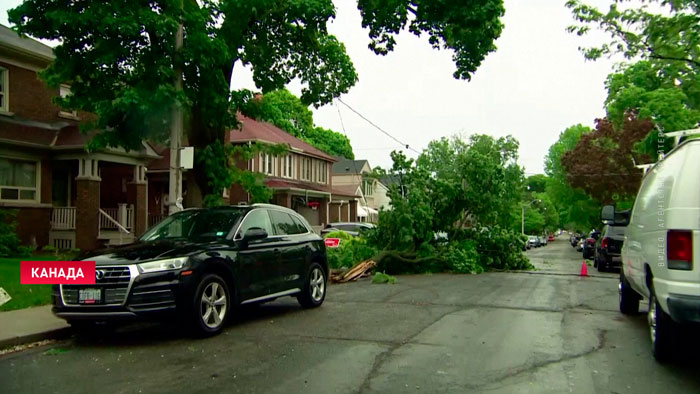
[75,179,100,251]
[15,207,51,247]
[0,61,94,124]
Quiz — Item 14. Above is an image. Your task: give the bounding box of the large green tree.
[544,124,599,231]
[9,0,505,201]
[561,114,653,204]
[242,89,354,159]
[567,0,700,154]
[368,134,529,274]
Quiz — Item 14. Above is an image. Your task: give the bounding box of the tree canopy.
[561,114,652,204]
[241,89,355,159]
[367,134,529,274]
[9,0,505,201]
[544,124,600,231]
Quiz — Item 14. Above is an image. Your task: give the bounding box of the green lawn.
[0,256,57,312]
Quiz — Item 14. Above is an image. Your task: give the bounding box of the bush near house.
[324,231,378,269]
[0,209,34,258]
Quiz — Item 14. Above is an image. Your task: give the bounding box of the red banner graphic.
[21,261,96,285]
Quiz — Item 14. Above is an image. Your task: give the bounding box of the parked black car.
[52,204,329,336]
[594,224,625,272]
[582,230,600,259]
[320,222,375,237]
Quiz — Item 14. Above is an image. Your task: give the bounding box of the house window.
[363,179,373,197]
[316,161,327,184]
[260,153,275,176]
[301,157,312,181]
[0,67,8,113]
[58,84,78,119]
[282,155,294,179]
[0,157,38,201]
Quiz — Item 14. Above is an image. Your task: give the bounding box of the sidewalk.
[0,305,71,348]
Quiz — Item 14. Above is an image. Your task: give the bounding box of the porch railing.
[149,213,165,228]
[51,207,76,230]
[99,209,130,234]
[99,206,133,230]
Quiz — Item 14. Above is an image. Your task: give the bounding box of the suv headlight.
[137,257,189,274]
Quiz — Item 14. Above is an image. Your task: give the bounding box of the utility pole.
[168,3,184,215]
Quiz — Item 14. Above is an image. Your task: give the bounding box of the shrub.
[372,272,397,284]
[327,235,378,269]
[323,230,353,241]
[445,240,483,274]
[0,209,31,257]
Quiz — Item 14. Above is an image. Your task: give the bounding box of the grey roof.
[332,159,369,175]
[0,24,54,62]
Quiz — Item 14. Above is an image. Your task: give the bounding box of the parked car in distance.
[582,230,599,259]
[548,234,555,242]
[576,239,584,252]
[594,224,626,272]
[611,139,700,361]
[527,235,539,248]
[539,236,547,246]
[321,222,375,237]
[52,204,329,336]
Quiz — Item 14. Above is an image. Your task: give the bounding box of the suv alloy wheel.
[297,263,327,308]
[192,274,230,336]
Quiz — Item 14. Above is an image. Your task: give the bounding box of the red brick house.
[0,24,158,251]
[147,115,360,232]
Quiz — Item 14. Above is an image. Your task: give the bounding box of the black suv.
[52,204,329,336]
[593,224,625,272]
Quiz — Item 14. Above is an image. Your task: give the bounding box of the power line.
[336,98,421,154]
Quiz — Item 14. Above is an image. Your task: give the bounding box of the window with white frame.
[281,155,294,179]
[58,84,78,118]
[315,160,328,184]
[363,179,374,196]
[301,157,312,181]
[0,67,8,113]
[0,157,38,201]
[260,153,276,176]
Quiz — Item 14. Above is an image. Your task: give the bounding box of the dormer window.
[58,84,78,119]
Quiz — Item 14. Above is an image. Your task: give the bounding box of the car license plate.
[612,256,622,263]
[79,288,102,304]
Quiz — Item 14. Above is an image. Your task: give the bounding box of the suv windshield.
[140,209,244,242]
[607,225,626,237]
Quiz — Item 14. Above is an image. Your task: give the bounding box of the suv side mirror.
[242,227,268,242]
[601,205,615,222]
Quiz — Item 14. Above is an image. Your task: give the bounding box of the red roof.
[265,179,330,193]
[229,115,337,162]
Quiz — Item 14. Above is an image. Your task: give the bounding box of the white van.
[603,139,700,361]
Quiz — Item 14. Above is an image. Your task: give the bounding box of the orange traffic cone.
[580,260,588,277]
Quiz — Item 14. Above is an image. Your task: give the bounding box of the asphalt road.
[2,237,700,393]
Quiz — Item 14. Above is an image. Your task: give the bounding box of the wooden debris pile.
[330,260,377,283]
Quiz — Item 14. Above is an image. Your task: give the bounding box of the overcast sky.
[2,0,617,175]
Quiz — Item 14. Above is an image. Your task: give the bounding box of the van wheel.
[649,292,676,362]
[297,263,327,308]
[190,274,230,337]
[618,271,639,315]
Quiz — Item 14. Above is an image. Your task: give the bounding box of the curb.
[0,327,72,350]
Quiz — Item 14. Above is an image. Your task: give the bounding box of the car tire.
[649,291,676,362]
[297,263,327,309]
[190,274,230,337]
[618,271,639,315]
